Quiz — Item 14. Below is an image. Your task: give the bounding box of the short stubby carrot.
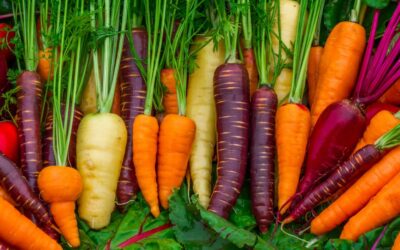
[0,197,62,250]
[37,48,53,82]
[133,114,160,217]
[38,166,83,247]
[311,146,400,235]
[340,172,400,241]
[311,22,366,126]
[161,68,179,115]
[276,103,311,213]
[307,46,323,106]
[354,110,400,152]
[243,48,259,98]
[157,114,196,209]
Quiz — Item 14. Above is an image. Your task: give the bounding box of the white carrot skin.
[77,113,127,229]
[186,37,225,208]
[271,0,299,104]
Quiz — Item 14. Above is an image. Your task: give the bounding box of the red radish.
[0,23,15,61]
[0,121,18,163]
[365,102,399,125]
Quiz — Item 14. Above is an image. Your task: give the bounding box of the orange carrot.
[380,78,400,106]
[307,46,323,106]
[158,114,196,209]
[243,48,259,98]
[0,197,61,250]
[354,110,400,152]
[311,22,366,126]
[161,69,179,115]
[311,146,400,235]
[0,186,14,206]
[340,171,400,241]
[276,103,311,213]
[133,114,160,217]
[37,48,53,82]
[393,233,400,250]
[38,166,83,247]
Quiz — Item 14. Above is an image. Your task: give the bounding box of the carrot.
[112,77,121,115]
[133,114,160,217]
[307,46,323,106]
[158,114,196,208]
[0,197,61,250]
[117,27,147,209]
[243,48,258,98]
[380,78,400,106]
[340,172,400,241]
[310,18,366,126]
[132,0,167,217]
[393,233,400,250]
[365,102,399,125]
[354,110,400,152]
[37,48,53,82]
[187,36,225,208]
[276,0,323,214]
[0,186,14,205]
[311,146,400,235]
[161,68,179,115]
[38,166,83,247]
[79,69,97,115]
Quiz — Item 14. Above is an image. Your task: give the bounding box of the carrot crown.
[375,123,400,150]
[288,0,325,104]
[12,0,39,71]
[91,0,128,113]
[51,0,91,166]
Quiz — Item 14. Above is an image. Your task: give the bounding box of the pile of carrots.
[0,0,400,249]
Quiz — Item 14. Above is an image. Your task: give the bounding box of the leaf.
[228,180,257,230]
[323,0,355,31]
[363,0,391,9]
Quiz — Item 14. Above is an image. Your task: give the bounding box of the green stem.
[375,124,400,150]
[241,0,252,49]
[253,0,269,86]
[350,0,362,23]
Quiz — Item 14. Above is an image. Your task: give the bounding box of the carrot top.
[51,0,91,166]
[39,0,52,50]
[240,0,252,50]
[12,0,38,71]
[375,123,400,150]
[289,0,325,104]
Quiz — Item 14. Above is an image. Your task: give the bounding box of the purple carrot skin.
[285,144,384,223]
[117,28,148,209]
[0,153,56,232]
[208,63,250,218]
[16,71,43,192]
[250,86,277,232]
[42,107,83,167]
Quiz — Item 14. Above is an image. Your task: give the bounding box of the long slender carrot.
[393,233,400,250]
[0,197,62,250]
[340,172,400,241]
[311,18,366,126]
[307,46,323,106]
[354,110,400,152]
[38,166,83,247]
[161,68,179,115]
[311,146,400,235]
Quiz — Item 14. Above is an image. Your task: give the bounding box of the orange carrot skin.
[157,114,196,209]
[311,22,366,126]
[354,110,400,152]
[311,146,400,235]
[340,172,400,241]
[380,78,400,105]
[307,46,323,106]
[161,68,179,115]
[0,197,62,250]
[393,233,400,250]
[276,103,311,213]
[243,48,259,98]
[133,114,160,217]
[37,48,53,82]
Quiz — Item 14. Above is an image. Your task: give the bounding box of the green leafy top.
[51,0,91,166]
[289,0,325,104]
[240,0,252,49]
[39,0,53,50]
[91,0,128,113]
[12,0,38,71]
[375,123,400,150]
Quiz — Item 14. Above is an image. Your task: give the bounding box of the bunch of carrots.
[0,0,400,248]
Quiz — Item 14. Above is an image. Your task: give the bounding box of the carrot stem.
[240,0,252,49]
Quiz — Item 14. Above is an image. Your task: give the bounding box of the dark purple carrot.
[208,63,250,218]
[116,28,147,209]
[249,86,277,232]
[0,152,56,232]
[292,7,400,208]
[16,71,43,193]
[42,106,83,167]
[0,240,12,250]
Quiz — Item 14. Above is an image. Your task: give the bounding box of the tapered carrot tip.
[151,206,160,218]
[51,202,80,247]
[281,216,294,225]
[160,189,172,209]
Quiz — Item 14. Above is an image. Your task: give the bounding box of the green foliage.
[363,0,391,9]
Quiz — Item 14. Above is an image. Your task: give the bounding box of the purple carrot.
[285,144,384,223]
[0,153,57,232]
[16,71,43,193]
[42,106,83,167]
[208,63,250,218]
[249,86,277,232]
[292,5,400,207]
[117,28,147,210]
